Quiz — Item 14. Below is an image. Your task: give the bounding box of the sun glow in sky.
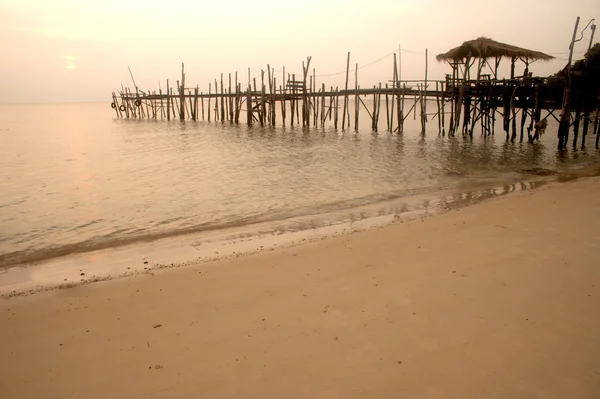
[64,56,78,70]
[0,0,598,103]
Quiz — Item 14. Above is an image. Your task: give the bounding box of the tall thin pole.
[558,16,581,149]
[342,52,350,130]
[587,23,596,54]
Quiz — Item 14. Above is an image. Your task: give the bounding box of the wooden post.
[510,57,516,79]
[511,105,517,142]
[229,73,234,123]
[214,79,219,121]
[334,87,339,129]
[354,63,359,131]
[558,17,581,149]
[436,82,441,134]
[321,83,326,127]
[291,73,296,127]
[302,57,312,127]
[449,66,456,135]
[397,46,403,133]
[520,95,528,142]
[572,109,581,149]
[376,83,382,131]
[111,92,120,117]
[193,87,198,121]
[220,74,225,122]
[267,65,273,126]
[595,95,600,148]
[424,48,428,117]
[441,81,446,136]
[179,64,185,120]
[272,77,277,126]
[247,82,252,125]
[235,72,239,124]
[282,67,286,126]
[342,52,350,129]
[390,54,397,132]
[260,70,266,127]
[208,83,211,122]
[236,83,242,124]
[166,80,171,121]
[313,68,318,126]
[385,84,390,131]
[172,87,179,119]
[201,91,205,121]
[160,89,165,120]
[371,85,377,131]
[581,109,590,148]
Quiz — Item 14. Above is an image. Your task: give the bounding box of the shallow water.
[1,102,598,268]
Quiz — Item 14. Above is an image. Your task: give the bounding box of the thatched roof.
[436,37,554,62]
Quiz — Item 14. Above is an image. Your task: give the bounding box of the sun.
[64,56,78,70]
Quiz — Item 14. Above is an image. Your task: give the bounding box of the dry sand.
[1,176,600,398]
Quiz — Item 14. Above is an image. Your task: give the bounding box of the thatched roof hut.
[436,37,554,62]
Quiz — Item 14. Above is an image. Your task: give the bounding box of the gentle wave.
[0,183,452,268]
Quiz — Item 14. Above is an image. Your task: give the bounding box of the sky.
[0,0,598,103]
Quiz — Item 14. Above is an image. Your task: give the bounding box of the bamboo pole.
[267,65,273,125]
[572,109,581,149]
[375,83,382,132]
[321,83,326,127]
[391,54,397,132]
[235,72,239,124]
[334,86,339,129]
[172,87,179,119]
[272,77,277,126]
[261,70,266,127]
[179,64,185,121]
[111,92,120,118]
[291,73,296,127]
[235,83,242,124]
[313,68,318,126]
[440,81,446,136]
[247,81,252,125]
[208,83,211,122]
[436,82,442,134]
[166,80,171,121]
[219,74,224,122]
[214,79,219,121]
[342,52,350,130]
[385,84,390,131]
[159,89,164,120]
[354,63,359,131]
[193,87,198,121]
[558,17,581,149]
[424,49,428,118]
[282,67,286,126]
[229,73,234,123]
[372,85,377,131]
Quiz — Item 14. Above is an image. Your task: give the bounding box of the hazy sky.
[1,0,598,103]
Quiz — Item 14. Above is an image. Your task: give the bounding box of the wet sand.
[1,176,600,398]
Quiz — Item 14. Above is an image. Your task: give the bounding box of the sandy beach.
[1,176,599,398]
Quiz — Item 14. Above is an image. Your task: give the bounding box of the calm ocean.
[1,102,597,270]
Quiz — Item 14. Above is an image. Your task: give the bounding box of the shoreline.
[1,171,558,298]
[1,172,599,398]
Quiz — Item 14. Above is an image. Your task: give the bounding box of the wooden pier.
[111,36,600,149]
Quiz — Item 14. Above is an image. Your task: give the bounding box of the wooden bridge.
[111,35,600,150]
